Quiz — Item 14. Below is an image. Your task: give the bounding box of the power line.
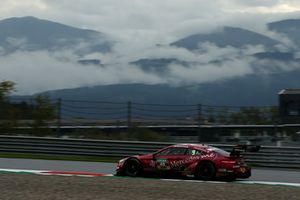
[62,99,126,105]
[132,107,198,113]
[62,103,126,111]
[62,107,125,116]
[132,112,198,118]
[132,102,198,107]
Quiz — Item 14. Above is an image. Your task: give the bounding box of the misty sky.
[1,0,300,94]
[1,0,300,40]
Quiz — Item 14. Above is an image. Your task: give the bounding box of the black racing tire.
[124,158,143,177]
[195,161,216,181]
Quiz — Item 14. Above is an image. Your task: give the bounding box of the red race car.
[116,144,260,181]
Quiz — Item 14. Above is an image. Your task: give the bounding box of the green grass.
[0,153,121,163]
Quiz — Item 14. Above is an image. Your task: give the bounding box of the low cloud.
[6,37,28,48]
[1,41,300,95]
[0,50,164,94]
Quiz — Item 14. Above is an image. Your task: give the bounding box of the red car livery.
[116,144,260,181]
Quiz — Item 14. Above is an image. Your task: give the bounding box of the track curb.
[0,168,113,177]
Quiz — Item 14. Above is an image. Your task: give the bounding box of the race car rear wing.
[230,145,260,157]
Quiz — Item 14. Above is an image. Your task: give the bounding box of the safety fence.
[9,96,279,126]
[0,135,299,169]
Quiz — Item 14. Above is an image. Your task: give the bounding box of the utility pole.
[56,98,62,137]
[197,104,202,143]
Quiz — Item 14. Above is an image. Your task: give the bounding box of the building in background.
[279,89,300,124]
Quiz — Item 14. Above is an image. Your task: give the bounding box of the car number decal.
[156,159,170,170]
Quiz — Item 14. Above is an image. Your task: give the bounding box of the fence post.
[198,104,202,142]
[56,98,62,137]
[127,101,132,129]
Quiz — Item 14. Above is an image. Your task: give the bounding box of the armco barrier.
[0,135,299,169]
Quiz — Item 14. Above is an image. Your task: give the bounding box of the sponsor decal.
[170,153,216,168]
[170,156,201,168]
[201,152,216,159]
[240,167,246,173]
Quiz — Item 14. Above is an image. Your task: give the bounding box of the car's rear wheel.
[195,162,216,180]
[124,158,142,177]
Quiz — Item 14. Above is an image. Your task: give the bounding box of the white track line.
[0,168,47,174]
[161,178,300,187]
[0,168,113,177]
[235,180,300,187]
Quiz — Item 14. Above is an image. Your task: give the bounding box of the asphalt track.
[0,158,299,183]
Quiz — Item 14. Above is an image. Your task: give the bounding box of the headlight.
[118,158,127,164]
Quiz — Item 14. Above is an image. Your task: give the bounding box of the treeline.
[0,81,57,134]
[203,106,279,125]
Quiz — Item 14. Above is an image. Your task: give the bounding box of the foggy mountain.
[1,16,300,107]
[44,67,300,107]
[0,16,112,55]
[171,26,279,50]
[268,19,300,48]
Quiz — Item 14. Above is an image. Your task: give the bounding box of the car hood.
[134,154,153,160]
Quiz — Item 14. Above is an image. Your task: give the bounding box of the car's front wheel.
[124,158,143,177]
[195,161,216,180]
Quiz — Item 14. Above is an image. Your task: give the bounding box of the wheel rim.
[198,163,214,179]
[126,160,140,176]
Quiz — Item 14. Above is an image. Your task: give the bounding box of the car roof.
[170,144,211,151]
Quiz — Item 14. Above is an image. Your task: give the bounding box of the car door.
[154,147,188,172]
[183,148,205,172]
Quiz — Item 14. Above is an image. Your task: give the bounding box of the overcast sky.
[1,0,300,94]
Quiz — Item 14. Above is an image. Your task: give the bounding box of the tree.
[0,81,17,133]
[267,106,279,124]
[216,108,229,124]
[0,82,58,135]
[0,81,15,102]
[205,106,216,123]
[32,95,57,126]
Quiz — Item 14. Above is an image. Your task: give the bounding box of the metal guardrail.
[0,135,300,169]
